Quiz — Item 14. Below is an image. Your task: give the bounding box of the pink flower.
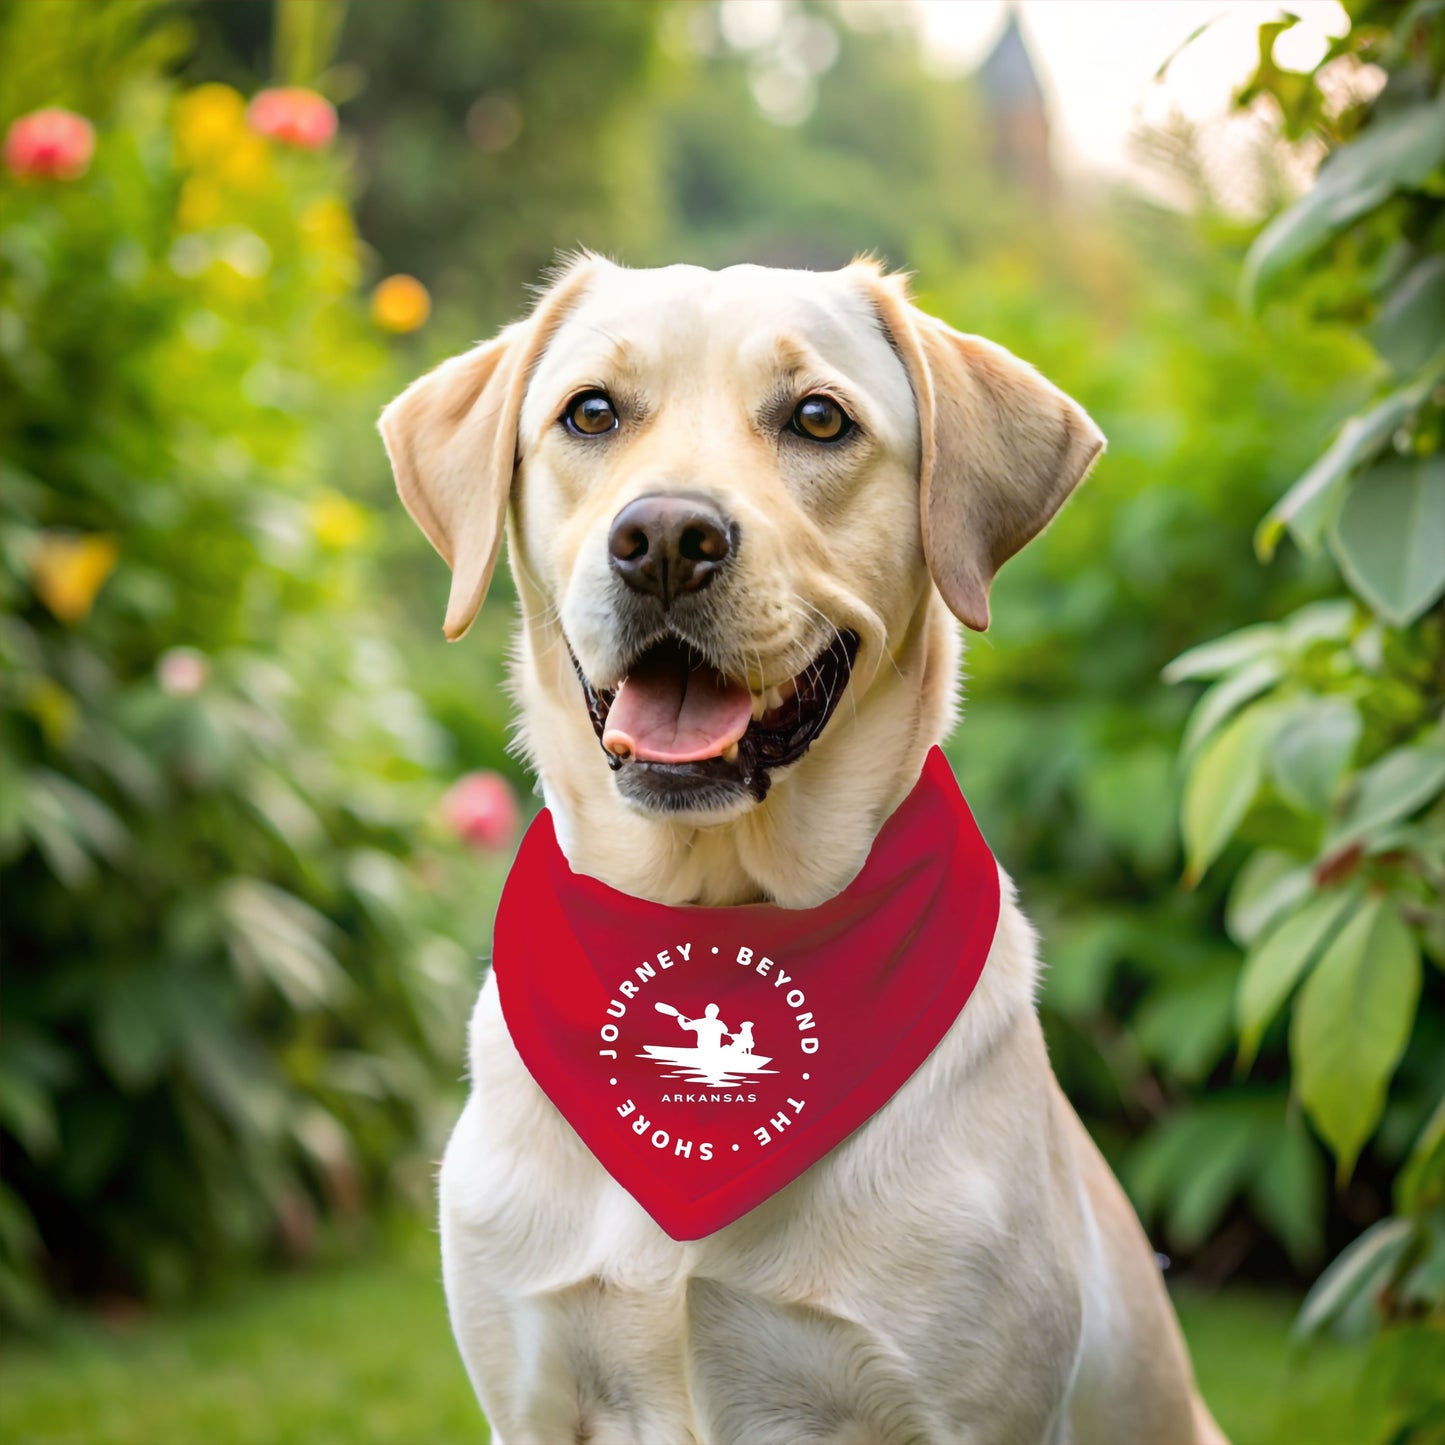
[4,108,95,180]
[442,771,520,852]
[157,647,209,697]
[246,87,337,150]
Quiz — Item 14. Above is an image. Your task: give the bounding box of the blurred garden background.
[0,1,1441,1441]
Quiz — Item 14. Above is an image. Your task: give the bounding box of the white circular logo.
[596,938,822,1166]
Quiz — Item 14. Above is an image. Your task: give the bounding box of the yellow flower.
[300,197,356,256]
[25,677,77,748]
[175,84,247,167]
[177,176,223,229]
[299,200,359,291]
[309,492,368,550]
[207,261,265,303]
[371,274,431,334]
[217,132,271,191]
[30,532,119,623]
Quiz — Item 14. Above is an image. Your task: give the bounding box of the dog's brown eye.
[565,391,618,436]
[791,395,851,442]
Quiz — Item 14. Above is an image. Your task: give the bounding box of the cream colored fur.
[381,256,1225,1445]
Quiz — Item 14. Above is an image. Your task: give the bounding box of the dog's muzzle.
[573,628,860,810]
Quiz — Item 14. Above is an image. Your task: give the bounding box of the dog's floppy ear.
[378,260,594,640]
[862,269,1104,631]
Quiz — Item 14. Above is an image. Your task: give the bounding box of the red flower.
[443,771,521,852]
[246,88,337,150]
[4,108,95,180]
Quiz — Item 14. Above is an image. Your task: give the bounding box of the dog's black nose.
[607,494,734,605]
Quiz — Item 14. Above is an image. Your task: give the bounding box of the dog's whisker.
[792,594,846,664]
[781,592,860,733]
[796,592,899,721]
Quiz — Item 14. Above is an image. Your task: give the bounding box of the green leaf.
[1330,454,1445,626]
[1134,961,1238,1084]
[1269,697,1362,815]
[0,1068,58,1161]
[1181,655,1285,758]
[1238,887,1360,1067]
[1227,849,1314,946]
[1396,1097,1445,1214]
[180,1023,287,1136]
[0,1024,75,1161]
[93,977,176,1091]
[1126,1104,1264,1236]
[1256,370,1440,562]
[1292,897,1422,1178]
[1040,913,1131,1017]
[18,768,131,889]
[1397,1216,1445,1314]
[1242,95,1445,310]
[1356,1319,1445,1439]
[1369,254,1445,375]
[1163,623,1280,684]
[221,878,351,1011]
[1169,1118,1265,1250]
[1328,740,1445,854]
[0,1182,41,1264]
[1281,598,1358,648]
[1249,1113,1326,1267]
[1078,744,1178,870]
[1152,15,1219,81]
[1296,1216,1415,1340]
[1182,703,1279,883]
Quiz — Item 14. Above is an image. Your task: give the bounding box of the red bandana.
[493,746,1000,1240]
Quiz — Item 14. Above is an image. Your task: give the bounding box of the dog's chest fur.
[439,896,1088,1445]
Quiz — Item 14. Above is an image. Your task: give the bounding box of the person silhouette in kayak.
[677,1003,730,1052]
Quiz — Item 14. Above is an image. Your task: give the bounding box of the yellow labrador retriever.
[381,256,1224,1445]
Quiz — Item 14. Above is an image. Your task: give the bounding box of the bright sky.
[912,0,1352,177]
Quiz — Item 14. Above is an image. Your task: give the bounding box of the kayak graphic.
[640,1003,778,1085]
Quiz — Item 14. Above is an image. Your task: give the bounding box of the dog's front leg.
[441,1084,703,1445]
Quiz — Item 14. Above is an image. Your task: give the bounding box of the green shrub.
[1169,4,1444,1438]
[926,194,1372,1273]
[0,1,505,1321]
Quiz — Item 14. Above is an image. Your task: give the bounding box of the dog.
[380,255,1225,1445]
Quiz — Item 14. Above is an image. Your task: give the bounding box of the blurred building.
[976,5,1052,196]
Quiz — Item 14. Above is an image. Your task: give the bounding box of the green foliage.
[1291,896,1423,1178]
[0,2,506,1320]
[930,197,1369,1270]
[1240,94,1445,310]
[1332,452,1445,625]
[291,0,665,338]
[1237,883,1360,1068]
[1170,2,1445,1437]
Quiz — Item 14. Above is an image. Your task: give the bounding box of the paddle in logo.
[642,1002,776,1085]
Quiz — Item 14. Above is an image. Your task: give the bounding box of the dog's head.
[381,257,1101,825]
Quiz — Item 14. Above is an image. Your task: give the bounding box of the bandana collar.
[493,746,1000,1240]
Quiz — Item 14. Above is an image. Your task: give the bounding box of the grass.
[1174,1287,1370,1445]
[0,1224,484,1445]
[0,1225,1372,1445]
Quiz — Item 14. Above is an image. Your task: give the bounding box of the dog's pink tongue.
[603,645,752,763]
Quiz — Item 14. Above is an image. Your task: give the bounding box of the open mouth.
[574,629,859,807]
